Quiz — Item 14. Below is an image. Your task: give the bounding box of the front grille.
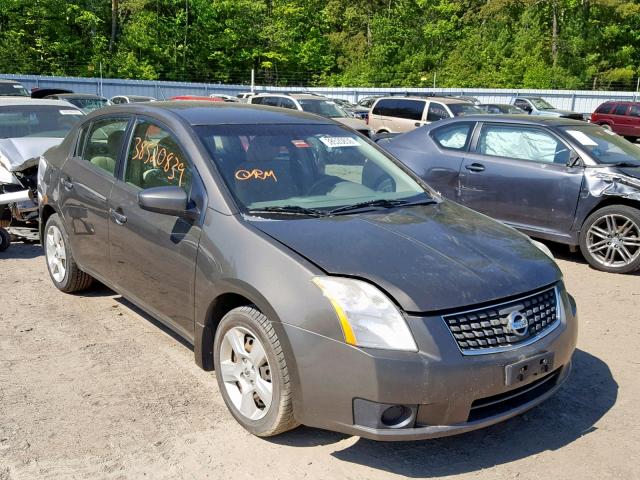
[443,286,560,355]
[467,369,561,422]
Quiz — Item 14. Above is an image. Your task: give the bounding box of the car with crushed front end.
[378,115,640,274]
[38,102,577,440]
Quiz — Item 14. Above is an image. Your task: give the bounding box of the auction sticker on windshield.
[319,137,360,148]
[566,130,598,146]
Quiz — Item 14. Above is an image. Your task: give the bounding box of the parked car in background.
[512,97,584,120]
[591,101,640,142]
[368,96,482,134]
[477,103,527,114]
[356,96,382,110]
[0,80,29,97]
[44,93,109,113]
[236,92,256,102]
[0,98,83,250]
[249,93,371,136]
[170,95,224,102]
[380,115,640,273]
[209,93,239,102]
[38,101,576,440]
[453,95,480,105]
[110,95,156,104]
[330,98,368,119]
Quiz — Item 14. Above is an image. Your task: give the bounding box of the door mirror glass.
[138,186,195,218]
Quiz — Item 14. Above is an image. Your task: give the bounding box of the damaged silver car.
[0,98,83,251]
[379,115,640,273]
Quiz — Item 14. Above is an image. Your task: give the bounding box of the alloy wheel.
[586,214,640,268]
[46,225,67,283]
[218,326,273,420]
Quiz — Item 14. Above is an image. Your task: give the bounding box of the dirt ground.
[1,239,638,480]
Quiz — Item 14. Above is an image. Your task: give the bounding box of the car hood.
[536,109,582,119]
[0,137,62,172]
[248,201,561,313]
[334,117,371,132]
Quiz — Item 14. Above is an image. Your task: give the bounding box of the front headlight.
[312,276,418,351]
[531,239,554,260]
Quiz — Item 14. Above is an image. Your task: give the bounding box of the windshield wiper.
[247,205,328,217]
[328,196,436,215]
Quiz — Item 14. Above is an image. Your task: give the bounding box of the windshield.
[196,124,427,214]
[0,105,83,138]
[449,104,483,116]
[298,99,347,118]
[561,126,640,165]
[68,97,108,112]
[529,98,555,110]
[0,83,29,97]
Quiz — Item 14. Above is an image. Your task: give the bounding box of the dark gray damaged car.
[38,103,577,440]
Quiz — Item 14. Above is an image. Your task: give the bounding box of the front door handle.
[61,177,74,190]
[414,122,421,127]
[109,208,127,225]
[465,163,486,173]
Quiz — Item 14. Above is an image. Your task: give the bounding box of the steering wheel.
[307,175,342,196]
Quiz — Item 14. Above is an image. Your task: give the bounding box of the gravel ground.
[1,240,638,480]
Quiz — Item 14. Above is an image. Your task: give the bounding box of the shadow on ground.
[0,241,42,260]
[275,349,617,477]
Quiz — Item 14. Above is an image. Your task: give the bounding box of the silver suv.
[249,93,371,137]
[368,96,482,134]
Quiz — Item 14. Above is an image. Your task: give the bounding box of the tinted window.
[251,97,264,104]
[196,124,425,210]
[629,105,640,118]
[427,102,449,122]
[614,104,629,115]
[279,98,297,109]
[261,97,281,107]
[0,83,28,96]
[124,120,192,190]
[81,118,129,176]
[372,99,395,116]
[298,99,345,118]
[431,123,473,151]
[394,99,426,121]
[595,103,614,114]
[0,105,83,139]
[477,124,570,164]
[448,103,483,116]
[514,99,530,109]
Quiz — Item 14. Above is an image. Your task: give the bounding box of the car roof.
[0,97,77,107]
[255,93,325,100]
[427,114,588,128]
[85,102,335,126]
[600,100,639,105]
[0,79,22,85]
[375,96,470,104]
[49,93,105,99]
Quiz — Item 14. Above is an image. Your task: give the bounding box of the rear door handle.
[465,163,485,173]
[109,208,127,225]
[61,177,73,190]
[414,122,422,127]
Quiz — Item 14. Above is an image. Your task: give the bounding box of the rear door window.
[81,118,130,176]
[614,104,628,116]
[394,99,426,121]
[431,123,474,151]
[261,97,281,107]
[477,124,570,164]
[595,103,614,114]
[279,98,297,109]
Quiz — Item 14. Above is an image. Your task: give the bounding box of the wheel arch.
[581,197,640,232]
[39,204,58,241]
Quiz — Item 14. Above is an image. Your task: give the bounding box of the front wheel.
[0,228,10,252]
[579,205,640,273]
[213,306,298,437]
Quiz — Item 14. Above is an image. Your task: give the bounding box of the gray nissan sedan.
[38,103,577,440]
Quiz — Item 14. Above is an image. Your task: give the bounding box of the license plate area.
[505,352,554,386]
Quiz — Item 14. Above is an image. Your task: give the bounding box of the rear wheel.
[579,205,640,273]
[44,214,93,292]
[0,228,10,252]
[599,123,612,131]
[213,306,298,437]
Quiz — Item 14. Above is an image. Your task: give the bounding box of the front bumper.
[277,288,577,441]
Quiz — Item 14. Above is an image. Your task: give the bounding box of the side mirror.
[138,186,199,220]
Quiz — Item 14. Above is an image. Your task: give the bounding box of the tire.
[213,306,298,437]
[0,228,10,252]
[600,123,612,131]
[43,213,94,292]
[579,205,640,274]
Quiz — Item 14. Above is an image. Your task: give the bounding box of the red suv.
[591,101,640,142]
